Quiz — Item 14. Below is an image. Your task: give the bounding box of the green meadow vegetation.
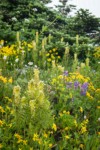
[0,0,100,149]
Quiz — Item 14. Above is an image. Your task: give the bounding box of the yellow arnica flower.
[47,58,51,62]
[81,126,87,134]
[14,133,22,139]
[17,139,23,144]
[79,144,84,149]
[64,127,69,131]
[43,133,48,138]
[8,77,13,83]
[80,107,83,113]
[97,106,100,109]
[0,120,4,126]
[65,135,70,139]
[0,106,5,113]
[0,144,3,148]
[96,89,100,93]
[0,76,7,83]
[74,120,78,127]
[22,140,27,145]
[97,132,100,135]
[49,143,53,148]
[86,92,93,100]
[33,133,38,141]
[58,56,61,59]
[46,53,50,56]
[52,123,57,131]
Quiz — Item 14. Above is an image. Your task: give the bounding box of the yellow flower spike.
[43,133,48,138]
[74,120,78,127]
[6,106,10,111]
[47,58,51,62]
[13,85,21,97]
[97,106,100,109]
[28,43,33,49]
[14,133,22,139]
[86,92,93,100]
[59,112,63,117]
[0,106,5,113]
[97,132,100,135]
[17,139,23,144]
[79,107,83,113]
[52,123,57,131]
[49,50,52,53]
[65,135,70,140]
[49,143,53,148]
[64,127,69,131]
[8,77,13,83]
[58,75,63,79]
[22,140,27,145]
[84,119,89,124]
[46,53,50,57]
[53,49,55,52]
[58,56,61,59]
[96,89,100,93]
[66,111,70,115]
[63,110,66,114]
[80,126,87,134]
[0,120,4,126]
[0,144,3,149]
[79,144,84,149]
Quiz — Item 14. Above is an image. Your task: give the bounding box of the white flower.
[25,65,28,68]
[24,18,30,23]
[84,115,87,119]
[3,56,7,60]
[34,65,38,68]
[15,58,19,63]
[98,118,100,122]
[28,62,33,66]
[98,62,100,64]
[32,8,37,11]
[12,17,17,22]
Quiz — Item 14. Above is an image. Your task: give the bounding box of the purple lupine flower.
[80,89,87,96]
[74,81,79,89]
[66,82,72,88]
[81,82,88,89]
[64,71,68,76]
[80,82,88,96]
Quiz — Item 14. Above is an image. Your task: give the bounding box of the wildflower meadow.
[0,31,100,150]
[0,0,100,150]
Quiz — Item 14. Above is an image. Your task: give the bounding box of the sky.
[47,0,100,17]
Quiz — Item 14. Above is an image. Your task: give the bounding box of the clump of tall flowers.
[28,68,52,131]
[13,68,52,133]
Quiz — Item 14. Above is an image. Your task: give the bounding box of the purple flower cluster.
[63,71,88,96]
[66,81,88,96]
[74,81,79,89]
[80,82,88,96]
